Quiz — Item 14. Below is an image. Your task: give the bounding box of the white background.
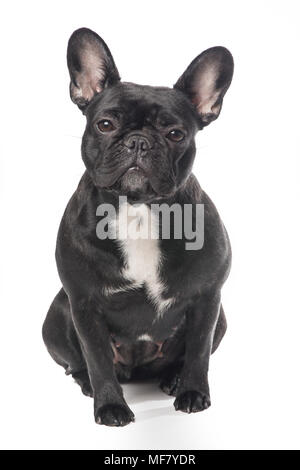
[0,0,299,450]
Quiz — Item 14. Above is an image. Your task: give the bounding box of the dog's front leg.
[70,298,134,426]
[174,291,221,413]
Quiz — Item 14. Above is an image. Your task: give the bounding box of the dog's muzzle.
[124,133,152,157]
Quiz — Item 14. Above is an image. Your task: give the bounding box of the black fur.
[42,28,233,426]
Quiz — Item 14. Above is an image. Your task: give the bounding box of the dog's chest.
[111,202,174,314]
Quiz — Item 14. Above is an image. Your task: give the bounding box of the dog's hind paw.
[72,370,93,397]
[160,373,180,397]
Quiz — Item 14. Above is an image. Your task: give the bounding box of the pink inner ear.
[72,42,106,102]
[193,63,221,116]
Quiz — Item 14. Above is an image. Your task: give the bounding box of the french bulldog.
[42,27,233,426]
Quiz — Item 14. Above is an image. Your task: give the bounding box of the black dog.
[42,28,233,426]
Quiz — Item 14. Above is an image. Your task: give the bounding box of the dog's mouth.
[96,160,176,202]
[109,165,154,199]
[123,165,146,176]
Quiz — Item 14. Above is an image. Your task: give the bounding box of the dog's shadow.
[122,380,175,422]
[122,379,169,404]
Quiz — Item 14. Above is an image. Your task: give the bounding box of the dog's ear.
[174,47,233,126]
[67,28,120,111]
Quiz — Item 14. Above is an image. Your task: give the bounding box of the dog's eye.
[166,129,185,142]
[97,120,115,133]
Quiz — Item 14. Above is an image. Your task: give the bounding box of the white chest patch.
[107,202,175,316]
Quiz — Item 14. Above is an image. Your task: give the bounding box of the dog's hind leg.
[211,304,227,353]
[42,288,93,397]
[159,360,184,396]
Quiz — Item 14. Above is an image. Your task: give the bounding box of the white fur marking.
[108,202,175,316]
[137,334,153,341]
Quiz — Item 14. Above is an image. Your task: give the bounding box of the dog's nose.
[124,134,151,154]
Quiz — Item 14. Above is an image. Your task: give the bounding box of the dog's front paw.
[174,391,211,413]
[95,404,135,427]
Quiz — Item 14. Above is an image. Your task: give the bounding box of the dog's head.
[67,28,233,202]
